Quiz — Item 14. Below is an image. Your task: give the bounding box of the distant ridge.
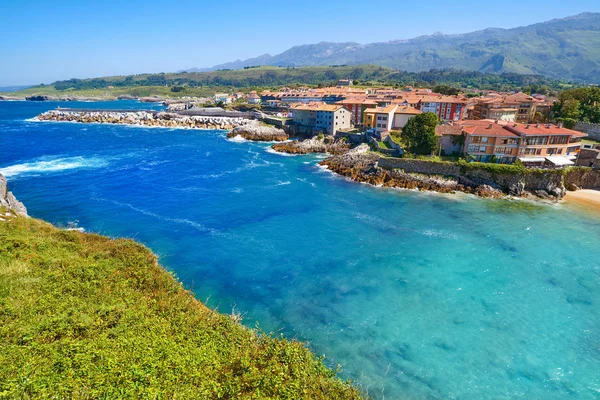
[0,85,32,92]
[183,13,600,83]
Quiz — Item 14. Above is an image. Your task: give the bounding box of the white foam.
[265,147,299,156]
[227,135,249,143]
[0,156,109,178]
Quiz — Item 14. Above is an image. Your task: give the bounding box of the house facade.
[290,103,352,135]
[459,120,587,165]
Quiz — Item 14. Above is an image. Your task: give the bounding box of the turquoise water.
[1,101,599,399]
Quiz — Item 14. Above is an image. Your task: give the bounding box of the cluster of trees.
[400,112,439,155]
[553,87,600,126]
[48,67,568,93]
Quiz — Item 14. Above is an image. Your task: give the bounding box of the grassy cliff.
[0,216,362,399]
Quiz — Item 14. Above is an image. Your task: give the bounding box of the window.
[481,137,488,143]
[479,146,487,152]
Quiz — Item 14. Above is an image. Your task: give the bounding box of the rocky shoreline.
[0,174,27,217]
[317,146,569,199]
[227,123,288,141]
[36,109,254,130]
[271,137,350,155]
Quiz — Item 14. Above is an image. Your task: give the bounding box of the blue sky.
[1,0,599,86]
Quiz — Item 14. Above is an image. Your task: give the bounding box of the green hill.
[5,65,570,99]
[193,13,600,83]
[0,215,362,399]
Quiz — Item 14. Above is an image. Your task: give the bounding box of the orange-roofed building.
[458,120,588,165]
[335,98,377,125]
[289,103,352,135]
[417,95,468,121]
[364,104,422,134]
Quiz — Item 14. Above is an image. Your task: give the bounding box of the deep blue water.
[1,100,600,399]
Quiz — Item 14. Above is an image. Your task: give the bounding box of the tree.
[432,84,460,96]
[400,112,439,155]
[561,99,582,120]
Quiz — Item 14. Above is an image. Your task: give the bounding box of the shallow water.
[1,101,599,399]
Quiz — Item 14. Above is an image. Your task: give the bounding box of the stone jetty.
[36,109,254,130]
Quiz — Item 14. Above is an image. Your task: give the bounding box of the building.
[505,123,587,166]
[364,105,422,135]
[364,105,398,134]
[504,93,537,123]
[392,106,422,129]
[461,121,520,163]
[459,120,588,165]
[435,124,464,156]
[471,92,537,123]
[213,93,232,104]
[289,103,352,135]
[247,91,261,104]
[416,95,467,121]
[335,98,377,125]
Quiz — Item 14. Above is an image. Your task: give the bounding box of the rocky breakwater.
[320,147,503,198]
[0,174,27,217]
[271,136,350,155]
[226,122,288,142]
[36,110,253,130]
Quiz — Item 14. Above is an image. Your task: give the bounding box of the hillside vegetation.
[4,65,571,99]
[198,13,600,83]
[0,216,363,399]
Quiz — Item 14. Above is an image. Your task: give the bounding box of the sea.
[1,100,599,399]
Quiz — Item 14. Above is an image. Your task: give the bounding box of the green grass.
[0,216,363,399]
[377,141,390,149]
[582,137,600,145]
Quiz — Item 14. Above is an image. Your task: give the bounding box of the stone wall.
[377,157,565,197]
[378,158,462,176]
[574,122,600,141]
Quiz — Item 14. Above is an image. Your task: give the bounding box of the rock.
[271,136,350,155]
[535,190,550,199]
[508,181,525,196]
[227,122,288,142]
[0,174,27,217]
[26,95,50,101]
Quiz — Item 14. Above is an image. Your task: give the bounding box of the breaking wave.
[0,156,109,178]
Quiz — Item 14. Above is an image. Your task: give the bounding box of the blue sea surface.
[1,100,599,399]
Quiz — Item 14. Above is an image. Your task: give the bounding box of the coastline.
[0,174,362,398]
[562,189,600,218]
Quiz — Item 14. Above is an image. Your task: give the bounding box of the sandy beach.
[563,189,600,215]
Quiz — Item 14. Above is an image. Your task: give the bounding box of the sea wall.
[36,110,253,130]
[378,156,600,198]
[0,174,27,217]
[378,158,461,176]
[574,122,600,141]
[376,157,568,198]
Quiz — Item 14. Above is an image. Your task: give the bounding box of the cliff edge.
[0,174,27,217]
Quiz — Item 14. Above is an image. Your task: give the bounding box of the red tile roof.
[504,123,588,137]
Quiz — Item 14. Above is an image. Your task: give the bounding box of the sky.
[1,0,599,86]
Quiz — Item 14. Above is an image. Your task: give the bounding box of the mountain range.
[185,13,600,83]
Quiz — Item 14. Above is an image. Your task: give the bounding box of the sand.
[563,190,600,216]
